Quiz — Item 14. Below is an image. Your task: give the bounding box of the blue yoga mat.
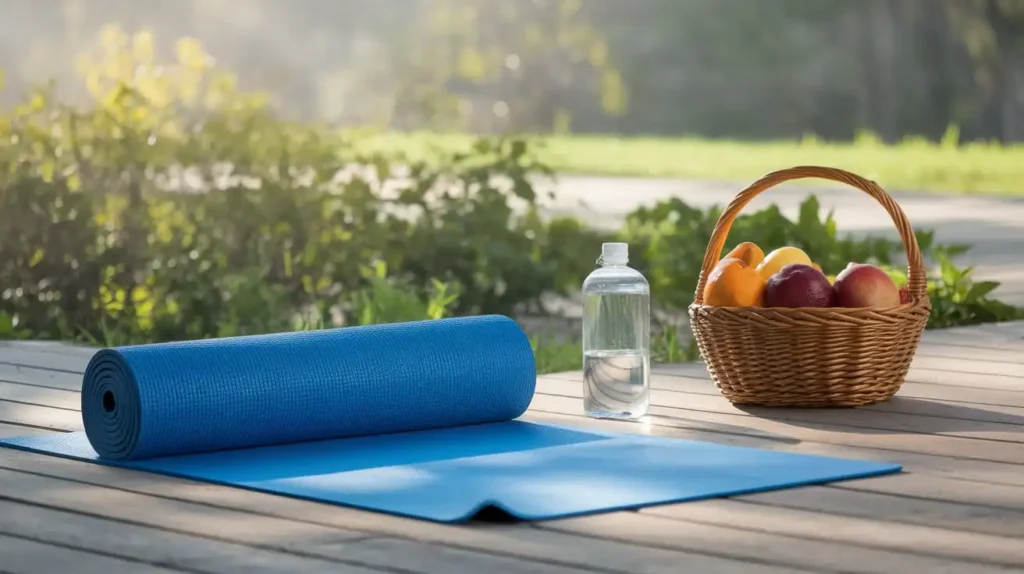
[0,315,901,523]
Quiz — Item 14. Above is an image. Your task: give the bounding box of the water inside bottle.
[583,348,650,418]
[582,288,650,419]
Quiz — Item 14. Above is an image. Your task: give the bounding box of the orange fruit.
[811,262,822,273]
[723,241,765,268]
[702,257,766,307]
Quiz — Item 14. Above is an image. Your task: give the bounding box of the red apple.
[832,263,901,308]
[764,263,835,308]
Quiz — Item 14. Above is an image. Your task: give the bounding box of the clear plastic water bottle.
[581,242,651,419]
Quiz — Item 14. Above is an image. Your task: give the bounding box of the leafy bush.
[0,28,591,348]
[881,247,1024,329]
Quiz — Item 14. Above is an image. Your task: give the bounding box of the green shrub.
[0,29,583,346]
[881,247,1024,329]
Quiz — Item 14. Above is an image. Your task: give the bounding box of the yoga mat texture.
[0,315,902,523]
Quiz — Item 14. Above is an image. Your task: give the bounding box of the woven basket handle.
[693,166,927,305]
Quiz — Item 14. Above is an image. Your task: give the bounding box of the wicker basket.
[688,166,931,408]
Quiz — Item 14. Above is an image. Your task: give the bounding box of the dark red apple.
[764,263,834,308]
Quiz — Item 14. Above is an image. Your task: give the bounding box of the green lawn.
[366,130,1024,196]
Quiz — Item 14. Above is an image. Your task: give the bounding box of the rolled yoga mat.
[0,314,902,523]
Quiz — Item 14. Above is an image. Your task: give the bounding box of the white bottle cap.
[601,242,629,265]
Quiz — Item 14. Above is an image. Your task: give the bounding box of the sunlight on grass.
[364,129,1024,196]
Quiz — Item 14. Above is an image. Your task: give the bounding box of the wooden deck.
[1,322,1024,573]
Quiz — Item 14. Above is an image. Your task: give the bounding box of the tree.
[945,0,1024,141]
[394,0,626,133]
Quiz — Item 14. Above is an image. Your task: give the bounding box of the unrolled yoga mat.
[0,314,901,523]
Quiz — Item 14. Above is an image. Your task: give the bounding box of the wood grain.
[732,482,1024,538]
[543,511,1013,574]
[0,499,388,574]
[0,363,80,391]
[529,392,1024,464]
[0,400,82,431]
[0,533,183,574]
[0,382,80,410]
[547,367,1024,410]
[833,472,1024,509]
[538,378,1024,443]
[637,498,1024,568]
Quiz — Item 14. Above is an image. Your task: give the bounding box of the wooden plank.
[528,392,1024,467]
[0,533,181,574]
[542,511,1014,574]
[0,382,80,410]
[536,378,1024,445]
[525,398,1024,487]
[834,472,1024,510]
[547,369,1024,410]
[919,336,1024,353]
[921,327,1024,351]
[0,347,93,373]
[634,499,1024,569]
[902,367,1024,391]
[911,355,1024,378]
[0,400,82,431]
[0,422,50,437]
[926,320,1024,339]
[0,363,80,391]
[0,340,99,357]
[914,343,1024,364]
[731,482,1024,538]
[653,363,1024,408]
[0,499,388,574]
[307,537,606,574]
[640,369,1024,423]
[0,453,781,574]
[0,468,586,574]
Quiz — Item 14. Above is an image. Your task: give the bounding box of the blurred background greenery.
[2,1,1023,373]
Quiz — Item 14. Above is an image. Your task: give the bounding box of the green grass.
[363,128,1024,196]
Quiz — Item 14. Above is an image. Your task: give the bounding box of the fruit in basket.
[899,287,911,304]
[703,257,766,307]
[763,263,834,308]
[756,246,812,279]
[723,241,765,268]
[832,263,901,308]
